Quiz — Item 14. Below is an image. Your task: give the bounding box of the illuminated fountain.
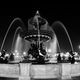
[0,18,28,62]
[0,18,26,51]
[0,11,73,64]
[12,33,23,62]
[0,11,79,80]
[52,21,74,52]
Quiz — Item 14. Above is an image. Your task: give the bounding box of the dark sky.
[0,5,80,52]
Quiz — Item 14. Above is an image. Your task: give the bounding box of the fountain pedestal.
[19,63,31,80]
[1,63,80,80]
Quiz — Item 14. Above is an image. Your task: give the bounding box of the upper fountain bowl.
[21,11,54,42]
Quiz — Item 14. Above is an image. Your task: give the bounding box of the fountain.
[0,11,74,63]
[0,11,78,80]
[0,18,26,51]
[52,21,74,52]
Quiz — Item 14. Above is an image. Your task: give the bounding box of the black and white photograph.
[0,5,80,80]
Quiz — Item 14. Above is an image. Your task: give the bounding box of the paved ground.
[0,78,59,80]
[72,76,80,80]
[32,79,59,80]
[0,77,80,80]
[0,77,18,80]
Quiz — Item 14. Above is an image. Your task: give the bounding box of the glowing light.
[47,49,52,53]
[0,52,2,56]
[74,52,78,56]
[15,50,18,53]
[60,52,64,57]
[14,50,19,57]
[13,52,15,56]
[48,35,57,54]
[5,54,9,57]
[23,52,27,56]
[79,45,80,49]
[65,52,70,57]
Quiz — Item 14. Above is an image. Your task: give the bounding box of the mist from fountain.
[52,21,74,52]
[0,18,26,53]
[12,34,23,62]
[11,27,22,53]
[49,34,58,54]
[0,13,74,63]
[43,30,60,56]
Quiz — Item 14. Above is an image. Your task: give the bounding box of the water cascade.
[52,21,74,52]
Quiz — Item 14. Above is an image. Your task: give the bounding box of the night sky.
[0,5,80,52]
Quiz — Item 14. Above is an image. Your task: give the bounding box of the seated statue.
[28,42,47,64]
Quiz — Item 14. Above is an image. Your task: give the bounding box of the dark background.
[0,4,80,52]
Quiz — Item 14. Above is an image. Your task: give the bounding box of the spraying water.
[49,35,58,54]
[0,18,26,52]
[44,34,60,55]
[52,21,74,52]
[13,34,23,62]
[11,27,22,52]
[14,35,22,54]
[0,11,73,63]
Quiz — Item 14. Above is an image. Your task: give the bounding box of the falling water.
[11,27,22,53]
[13,34,23,61]
[52,21,74,52]
[22,39,31,56]
[11,26,31,62]
[0,18,26,52]
[44,33,60,56]
[13,35,22,54]
[49,35,58,54]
